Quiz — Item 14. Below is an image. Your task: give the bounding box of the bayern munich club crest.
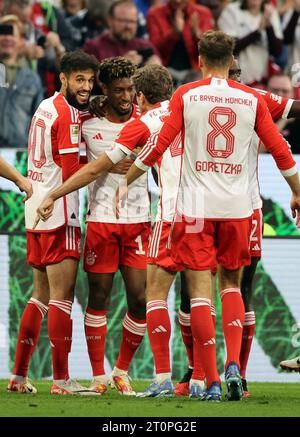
[85,250,97,266]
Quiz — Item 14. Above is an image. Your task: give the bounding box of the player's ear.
[140,91,148,107]
[198,56,203,69]
[59,72,67,87]
[229,55,234,69]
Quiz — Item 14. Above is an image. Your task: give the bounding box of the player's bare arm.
[36,153,114,221]
[0,156,32,202]
[126,162,146,186]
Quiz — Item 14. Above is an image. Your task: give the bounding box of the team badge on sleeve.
[70,124,79,144]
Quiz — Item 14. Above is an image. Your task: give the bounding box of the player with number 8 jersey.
[123,31,300,401]
[175,61,298,397]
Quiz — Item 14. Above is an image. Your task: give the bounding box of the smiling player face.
[102,77,135,117]
[60,69,95,110]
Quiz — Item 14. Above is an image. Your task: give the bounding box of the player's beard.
[66,87,90,111]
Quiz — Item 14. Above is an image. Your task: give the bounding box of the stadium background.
[0,148,300,382]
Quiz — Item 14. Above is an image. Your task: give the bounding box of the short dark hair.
[108,0,137,17]
[60,50,99,76]
[99,57,136,85]
[198,31,235,68]
[132,65,173,104]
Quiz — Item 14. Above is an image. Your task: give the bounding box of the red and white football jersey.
[155,132,182,222]
[250,90,294,210]
[82,106,150,224]
[106,101,183,222]
[25,92,81,231]
[136,78,296,220]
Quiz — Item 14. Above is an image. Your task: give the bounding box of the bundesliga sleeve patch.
[70,124,79,144]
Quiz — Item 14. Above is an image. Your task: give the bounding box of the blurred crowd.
[1,0,300,151]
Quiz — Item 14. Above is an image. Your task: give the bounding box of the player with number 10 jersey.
[8,51,99,396]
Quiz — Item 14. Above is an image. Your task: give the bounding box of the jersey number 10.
[28,116,47,168]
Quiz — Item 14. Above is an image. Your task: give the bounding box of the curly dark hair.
[60,50,99,75]
[98,57,136,85]
[132,65,173,104]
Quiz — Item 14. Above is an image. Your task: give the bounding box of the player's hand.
[115,183,128,219]
[36,196,55,222]
[16,176,33,202]
[290,193,300,227]
[132,147,142,155]
[89,95,108,118]
[109,158,134,175]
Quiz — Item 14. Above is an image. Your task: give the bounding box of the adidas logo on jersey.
[252,244,261,251]
[92,133,103,140]
[228,319,243,328]
[151,325,167,334]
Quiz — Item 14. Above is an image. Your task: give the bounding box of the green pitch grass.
[1,380,300,417]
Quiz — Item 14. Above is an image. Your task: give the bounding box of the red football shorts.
[170,214,252,271]
[27,226,81,269]
[84,221,150,273]
[249,208,263,258]
[147,220,184,272]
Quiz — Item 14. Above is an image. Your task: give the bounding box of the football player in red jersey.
[35,34,297,400]
[118,31,300,401]
[36,63,178,397]
[72,57,151,396]
[7,50,99,396]
[175,59,300,398]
